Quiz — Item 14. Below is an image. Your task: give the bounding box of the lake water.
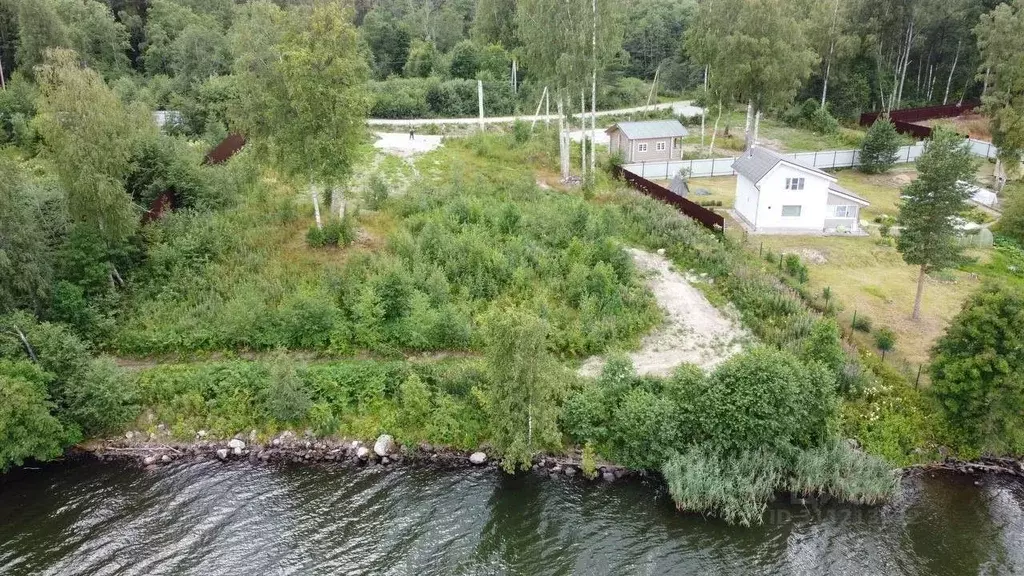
[1,460,1022,575]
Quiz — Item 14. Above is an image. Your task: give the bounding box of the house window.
[656,141,666,151]
[637,142,648,152]
[785,177,805,190]
[833,205,855,218]
[781,205,802,217]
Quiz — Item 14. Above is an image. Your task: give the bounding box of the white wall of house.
[749,165,831,231]
[734,174,760,226]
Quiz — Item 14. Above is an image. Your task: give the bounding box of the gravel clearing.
[373,132,444,157]
[579,248,749,378]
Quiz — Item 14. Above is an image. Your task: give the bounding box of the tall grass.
[789,441,900,505]
[663,446,785,527]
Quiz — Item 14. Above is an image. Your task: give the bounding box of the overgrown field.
[112,136,660,358]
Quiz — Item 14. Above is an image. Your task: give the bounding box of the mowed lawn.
[752,234,981,368]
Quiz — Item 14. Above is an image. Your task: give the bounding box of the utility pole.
[581,89,587,177]
[512,60,517,95]
[590,0,597,176]
[478,79,485,132]
[545,88,550,127]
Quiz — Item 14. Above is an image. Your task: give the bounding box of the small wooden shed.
[606,120,688,163]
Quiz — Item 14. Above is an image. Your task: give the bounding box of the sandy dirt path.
[580,248,748,378]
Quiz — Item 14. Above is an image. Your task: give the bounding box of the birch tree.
[704,0,817,149]
[482,305,560,473]
[34,48,148,248]
[235,2,370,229]
[516,0,623,180]
[976,0,1024,176]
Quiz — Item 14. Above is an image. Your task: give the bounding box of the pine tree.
[896,129,977,320]
[859,118,901,174]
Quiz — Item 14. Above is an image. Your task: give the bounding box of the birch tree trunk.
[310,181,323,229]
[912,265,926,320]
[701,66,708,150]
[983,66,991,98]
[896,21,913,108]
[0,58,5,91]
[943,40,961,105]
[753,109,761,147]
[821,39,835,108]
[709,100,722,156]
[743,100,754,150]
[821,0,841,108]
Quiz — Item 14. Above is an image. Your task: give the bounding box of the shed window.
[785,177,805,190]
[656,141,666,151]
[781,205,802,217]
[637,142,648,152]
[833,205,855,218]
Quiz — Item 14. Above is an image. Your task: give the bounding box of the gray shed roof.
[606,120,688,140]
[828,181,870,205]
[732,146,831,183]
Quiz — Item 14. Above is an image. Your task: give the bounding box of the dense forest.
[1,0,1023,526]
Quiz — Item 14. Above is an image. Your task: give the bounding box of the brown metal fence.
[613,165,725,232]
[204,133,246,165]
[859,101,980,139]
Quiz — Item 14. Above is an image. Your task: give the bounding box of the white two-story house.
[732,146,869,234]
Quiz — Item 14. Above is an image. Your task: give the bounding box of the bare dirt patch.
[579,248,749,377]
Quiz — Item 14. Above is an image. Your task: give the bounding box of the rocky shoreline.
[74,430,1024,487]
[76,430,635,483]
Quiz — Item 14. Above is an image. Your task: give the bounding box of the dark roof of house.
[606,119,688,140]
[828,181,870,205]
[732,146,831,183]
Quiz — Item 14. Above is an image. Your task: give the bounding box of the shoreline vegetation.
[4,130,1020,525]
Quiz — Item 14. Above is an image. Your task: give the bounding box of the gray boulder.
[374,434,396,457]
[469,452,487,465]
[228,438,246,455]
[356,446,370,460]
[216,448,230,461]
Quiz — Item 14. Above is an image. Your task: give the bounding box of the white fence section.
[625,140,999,180]
[968,138,998,160]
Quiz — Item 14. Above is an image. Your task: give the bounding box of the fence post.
[906,146,911,163]
[851,309,857,331]
[666,160,669,179]
[833,150,837,168]
[711,157,716,176]
[814,151,818,167]
[915,365,922,389]
[759,242,763,257]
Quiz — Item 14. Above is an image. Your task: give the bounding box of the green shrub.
[0,360,71,471]
[852,313,872,332]
[365,175,390,210]
[306,225,327,248]
[608,387,678,469]
[322,216,354,247]
[873,327,896,360]
[63,358,138,436]
[264,356,311,424]
[581,441,599,480]
[397,373,432,442]
[930,282,1024,456]
[860,118,901,174]
[783,254,809,283]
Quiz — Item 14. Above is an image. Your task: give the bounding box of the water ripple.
[0,463,1021,576]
